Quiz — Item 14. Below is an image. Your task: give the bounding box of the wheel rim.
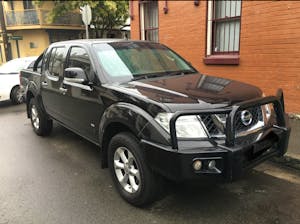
[114,147,141,194]
[16,88,23,103]
[31,105,40,130]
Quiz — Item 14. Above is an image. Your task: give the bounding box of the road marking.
[255,163,300,185]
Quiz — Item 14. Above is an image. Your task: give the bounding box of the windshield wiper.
[132,73,165,81]
[166,70,196,77]
[132,70,196,81]
[132,74,149,81]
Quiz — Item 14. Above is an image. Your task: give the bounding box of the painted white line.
[255,163,300,185]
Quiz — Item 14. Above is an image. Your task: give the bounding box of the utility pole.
[0,0,9,61]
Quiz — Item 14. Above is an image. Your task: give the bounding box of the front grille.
[200,106,264,137]
[234,106,263,132]
[200,114,220,135]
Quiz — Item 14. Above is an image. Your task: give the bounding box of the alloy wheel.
[16,88,23,103]
[31,105,40,130]
[114,147,141,193]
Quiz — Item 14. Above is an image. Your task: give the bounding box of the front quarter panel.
[99,102,170,147]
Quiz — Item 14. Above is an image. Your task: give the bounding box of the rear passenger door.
[41,46,67,120]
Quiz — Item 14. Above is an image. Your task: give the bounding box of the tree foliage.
[35,0,129,38]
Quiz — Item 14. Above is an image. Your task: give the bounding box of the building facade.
[0,0,85,62]
[130,0,300,113]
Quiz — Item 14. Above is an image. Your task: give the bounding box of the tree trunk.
[99,29,105,38]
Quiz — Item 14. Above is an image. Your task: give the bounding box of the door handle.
[59,87,67,95]
[41,81,48,87]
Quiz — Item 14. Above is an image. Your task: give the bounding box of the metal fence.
[5,9,82,26]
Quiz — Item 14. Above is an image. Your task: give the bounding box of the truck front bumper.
[141,90,290,182]
[141,125,290,182]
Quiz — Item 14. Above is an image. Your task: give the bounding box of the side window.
[27,61,35,70]
[42,48,51,73]
[47,48,57,75]
[31,53,43,72]
[67,47,92,79]
[37,59,42,73]
[46,47,67,77]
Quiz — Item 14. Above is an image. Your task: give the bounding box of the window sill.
[203,55,240,65]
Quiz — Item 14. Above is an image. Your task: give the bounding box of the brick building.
[130,0,300,113]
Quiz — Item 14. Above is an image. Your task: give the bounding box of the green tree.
[36,0,129,38]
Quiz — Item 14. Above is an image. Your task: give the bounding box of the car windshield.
[0,58,33,74]
[93,42,197,82]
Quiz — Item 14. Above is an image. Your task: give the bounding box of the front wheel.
[29,98,53,136]
[108,132,161,206]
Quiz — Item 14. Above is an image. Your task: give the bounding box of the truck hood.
[116,73,262,111]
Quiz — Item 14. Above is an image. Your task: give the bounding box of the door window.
[47,47,67,77]
[67,47,92,80]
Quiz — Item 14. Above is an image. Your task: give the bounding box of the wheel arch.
[100,122,136,168]
[98,103,170,168]
[10,84,20,92]
[26,90,35,118]
[25,81,44,118]
[9,84,20,98]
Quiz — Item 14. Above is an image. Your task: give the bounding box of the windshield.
[0,58,34,74]
[93,42,197,82]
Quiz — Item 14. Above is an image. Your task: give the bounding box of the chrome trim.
[197,115,211,138]
[202,107,266,139]
[46,73,59,82]
[64,77,85,84]
[63,80,92,91]
[211,114,226,133]
[241,110,253,126]
[235,121,265,137]
[59,87,67,95]
[41,81,48,87]
[261,104,272,125]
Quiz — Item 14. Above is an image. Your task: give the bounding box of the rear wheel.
[10,86,23,104]
[108,132,161,207]
[29,98,52,136]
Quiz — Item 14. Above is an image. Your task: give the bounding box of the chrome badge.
[241,110,253,126]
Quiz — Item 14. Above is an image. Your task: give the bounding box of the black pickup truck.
[21,39,290,206]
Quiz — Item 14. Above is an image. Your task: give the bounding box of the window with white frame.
[206,0,241,56]
[140,1,159,42]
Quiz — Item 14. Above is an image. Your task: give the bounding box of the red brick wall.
[130,1,300,113]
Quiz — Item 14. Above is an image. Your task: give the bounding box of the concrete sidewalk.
[272,116,300,170]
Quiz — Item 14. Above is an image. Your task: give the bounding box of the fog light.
[193,160,202,171]
[208,160,216,170]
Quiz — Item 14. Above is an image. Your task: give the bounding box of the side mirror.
[64,67,88,84]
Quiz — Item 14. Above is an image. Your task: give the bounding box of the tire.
[108,132,161,206]
[29,98,53,136]
[10,86,24,104]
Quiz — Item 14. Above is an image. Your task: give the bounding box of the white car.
[0,56,37,104]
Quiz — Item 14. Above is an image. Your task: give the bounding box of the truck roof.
[50,39,150,46]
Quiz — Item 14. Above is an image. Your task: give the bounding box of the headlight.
[154,113,207,138]
[262,93,273,123]
[262,103,273,123]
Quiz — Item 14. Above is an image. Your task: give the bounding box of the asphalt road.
[1,102,300,224]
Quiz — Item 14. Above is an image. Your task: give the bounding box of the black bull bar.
[169,89,287,149]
